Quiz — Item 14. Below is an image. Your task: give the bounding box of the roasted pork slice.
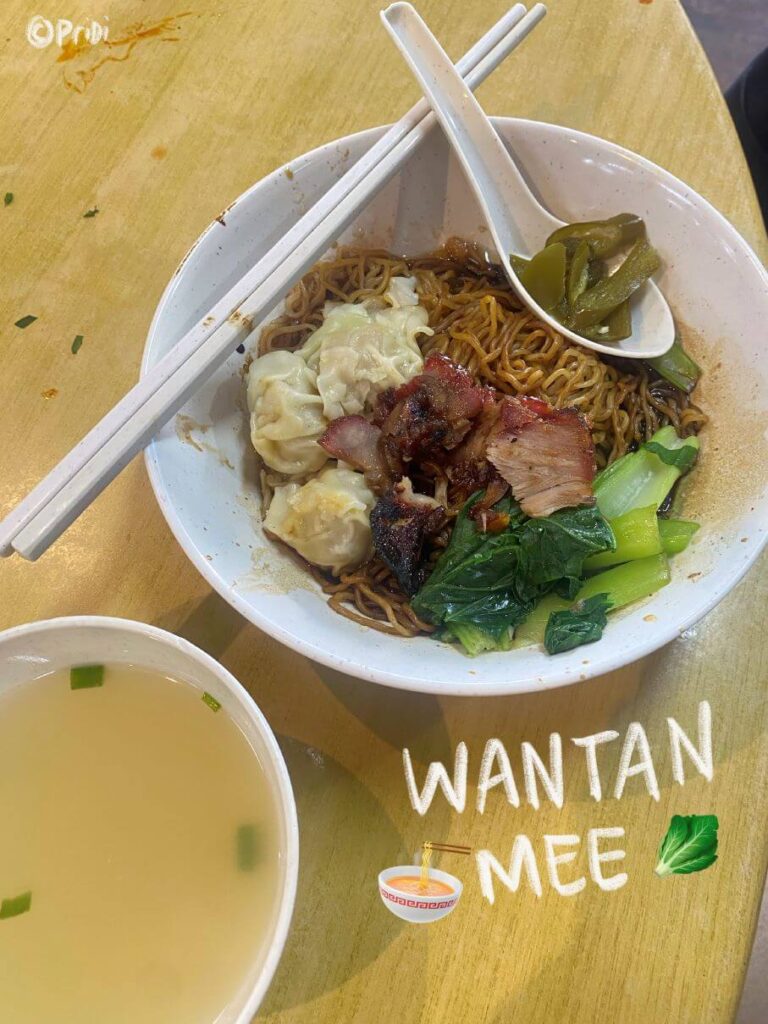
[487,397,596,517]
[379,377,454,460]
[374,352,493,463]
[370,477,445,596]
[468,476,511,532]
[421,352,494,418]
[445,400,505,505]
[319,415,394,493]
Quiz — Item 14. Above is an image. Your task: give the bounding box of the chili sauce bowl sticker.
[378,865,463,924]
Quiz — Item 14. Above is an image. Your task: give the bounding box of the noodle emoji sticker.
[378,842,468,924]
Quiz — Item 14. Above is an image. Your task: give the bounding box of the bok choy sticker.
[654,814,718,878]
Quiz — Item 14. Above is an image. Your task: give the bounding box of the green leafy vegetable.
[658,518,699,555]
[648,337,701,394]
[201,691,221,713]
[584,505,661,570]
[70,664,104,689]
[71,334,84,355]
[0,891,31,919]
[412,495,533,642]
[4,192,13,207]
[517,505,615,593]
[654,814,718,877]
[544,594,612,654]
[14,315,37,329]
[237,824,263,871]
[83,207,99,218]
[594,426,700,520]
[578,553,670,607]
[412,494,613,654]
[644,440,699,472]
[444,622,514,657]
[514,554,671,649]
[511,593,569,649]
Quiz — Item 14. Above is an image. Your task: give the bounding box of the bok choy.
[518,554,671,653]
[594,426,699,520]
[415,422,699,658]
[658,517,700,555]
[412,494,614,654]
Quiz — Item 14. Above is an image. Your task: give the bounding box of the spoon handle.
[381,2,675,361]
[381,1,559,258]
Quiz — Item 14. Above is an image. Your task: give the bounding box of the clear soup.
[0,663,282,1023]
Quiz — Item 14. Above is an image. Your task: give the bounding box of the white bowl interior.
[143,119,768,695]
[0,616,298,1023]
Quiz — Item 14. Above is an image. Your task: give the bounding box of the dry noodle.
[257,241,707,638]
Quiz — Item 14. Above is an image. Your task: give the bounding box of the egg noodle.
[257,240,707,638]
[420,842,434,893]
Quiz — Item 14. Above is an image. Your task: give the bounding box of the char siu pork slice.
[369,477,445,596]
[374,352,493,464]
[319,415,394,493]
[486,396,596,517]
[445,400,506,508]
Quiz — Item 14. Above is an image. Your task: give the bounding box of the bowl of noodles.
[142,118,768,695]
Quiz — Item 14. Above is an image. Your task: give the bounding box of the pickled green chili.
[546,213,645,259]
[515,242,567,311]
[511,213,661,346]
[566,240,590,307]
[568,236,661,331]
[581,299,632,344]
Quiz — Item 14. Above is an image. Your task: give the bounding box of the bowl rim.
[378,864,464,902]
[143,117,768,697]
[0,614,299,1022]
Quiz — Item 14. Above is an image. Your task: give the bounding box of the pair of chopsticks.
[425,842,472,855]
[0,2,547,562]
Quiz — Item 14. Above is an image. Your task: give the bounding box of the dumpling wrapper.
[264,465,375,575]
[383,275,421,309]
[301,276,432,421]
[247,349,328,476]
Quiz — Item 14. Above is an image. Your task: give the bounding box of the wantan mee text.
[402,701,712,902]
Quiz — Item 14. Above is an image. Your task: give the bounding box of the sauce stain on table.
[59,13,192,93]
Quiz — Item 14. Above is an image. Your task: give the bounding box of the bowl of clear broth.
[0,615,298,1024]
[379,865,462,924]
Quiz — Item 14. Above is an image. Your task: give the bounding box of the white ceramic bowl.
[378,866,463,924]
[143,119,768,696]
[0,616,299,1022]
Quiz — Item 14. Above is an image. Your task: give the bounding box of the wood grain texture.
[0,1,766,1022]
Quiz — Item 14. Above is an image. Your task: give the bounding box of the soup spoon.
[381,2,675,360]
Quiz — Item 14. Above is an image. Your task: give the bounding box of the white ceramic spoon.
[381,2,675,360]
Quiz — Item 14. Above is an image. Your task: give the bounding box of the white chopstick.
[1,2,546,561]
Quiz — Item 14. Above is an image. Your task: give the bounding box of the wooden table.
[2,1,766,1021]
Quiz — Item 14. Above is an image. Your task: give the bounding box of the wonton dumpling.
[383,275,421,309]
[300,277,431,421]
[246,349,328,476]
[263,465,375,575]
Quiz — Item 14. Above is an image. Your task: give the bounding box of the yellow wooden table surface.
[2,1,767,1021]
